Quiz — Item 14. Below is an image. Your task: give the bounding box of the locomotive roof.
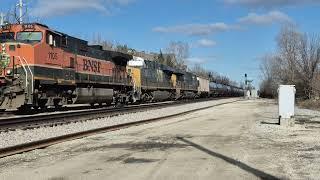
[35,23,134,64]
[0,22,48,29]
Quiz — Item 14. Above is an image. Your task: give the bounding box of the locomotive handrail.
[16,56,34,94]
[23,57,34,94]
[16,56,28,90]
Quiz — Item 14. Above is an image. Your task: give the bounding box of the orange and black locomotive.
[0,23,133,110]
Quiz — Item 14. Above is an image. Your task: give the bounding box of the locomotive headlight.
[1,44,5,52]
[6,69,12,75]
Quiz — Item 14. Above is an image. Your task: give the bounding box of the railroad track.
[0,98,241,158]
[0,101,175,132]
[0,97,228,132]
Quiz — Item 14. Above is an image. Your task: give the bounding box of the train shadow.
[176,137,280,180]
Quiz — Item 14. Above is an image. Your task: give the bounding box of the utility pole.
[0,13,4,26]
[17,0,23,24]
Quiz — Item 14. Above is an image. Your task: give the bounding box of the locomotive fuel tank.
[183,91,197,99]
[152,90,172,101]
[74,88,113,105]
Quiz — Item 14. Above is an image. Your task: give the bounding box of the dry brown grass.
[298,99,320,111]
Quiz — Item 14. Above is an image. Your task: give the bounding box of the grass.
[298,99,320,111]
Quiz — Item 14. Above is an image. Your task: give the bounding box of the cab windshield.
[16,32,42,42]
[0,32,15,42]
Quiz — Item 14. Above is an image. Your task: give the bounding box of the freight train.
[0,23,244,111]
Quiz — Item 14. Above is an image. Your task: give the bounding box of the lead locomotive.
[0,23,134,110]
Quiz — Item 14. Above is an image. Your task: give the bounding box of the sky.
[1,0,320,87]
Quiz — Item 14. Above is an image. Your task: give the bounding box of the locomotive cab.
[0,24,67,110]
[0,23,45,110]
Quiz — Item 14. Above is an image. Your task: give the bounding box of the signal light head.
[1,44,5,52]
[6,69,12,75]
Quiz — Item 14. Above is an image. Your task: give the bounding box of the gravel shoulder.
[0,99,319,180]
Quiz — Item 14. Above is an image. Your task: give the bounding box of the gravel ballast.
[0,98,239,149]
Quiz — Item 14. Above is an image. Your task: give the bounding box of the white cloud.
[186,55,218,64]
[224,0,320,8]
[153,23,238,36]
[187,57,208,64]
[238,11,293,25]
[196,39,217,47]
[30,0,134,18]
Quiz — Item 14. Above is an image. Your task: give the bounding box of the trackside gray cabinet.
[278,85,296,119]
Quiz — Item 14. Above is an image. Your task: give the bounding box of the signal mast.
[244,73,254,98]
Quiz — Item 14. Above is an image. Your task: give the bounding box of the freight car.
[197,76,210,98]
[209,82,244,97]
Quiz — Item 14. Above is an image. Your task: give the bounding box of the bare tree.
[156,49,175,67]
[165,41,189,70]
[260,26,320,99]
[190,63,209,78]
[278,27,320,98]
[91,33,114,50]
[259,54,282,97]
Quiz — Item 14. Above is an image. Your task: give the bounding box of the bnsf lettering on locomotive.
[83,59,101,73]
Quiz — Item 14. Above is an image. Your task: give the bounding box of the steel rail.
[0,99,241,158]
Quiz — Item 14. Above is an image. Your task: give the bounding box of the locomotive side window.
[16,32,42,42]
